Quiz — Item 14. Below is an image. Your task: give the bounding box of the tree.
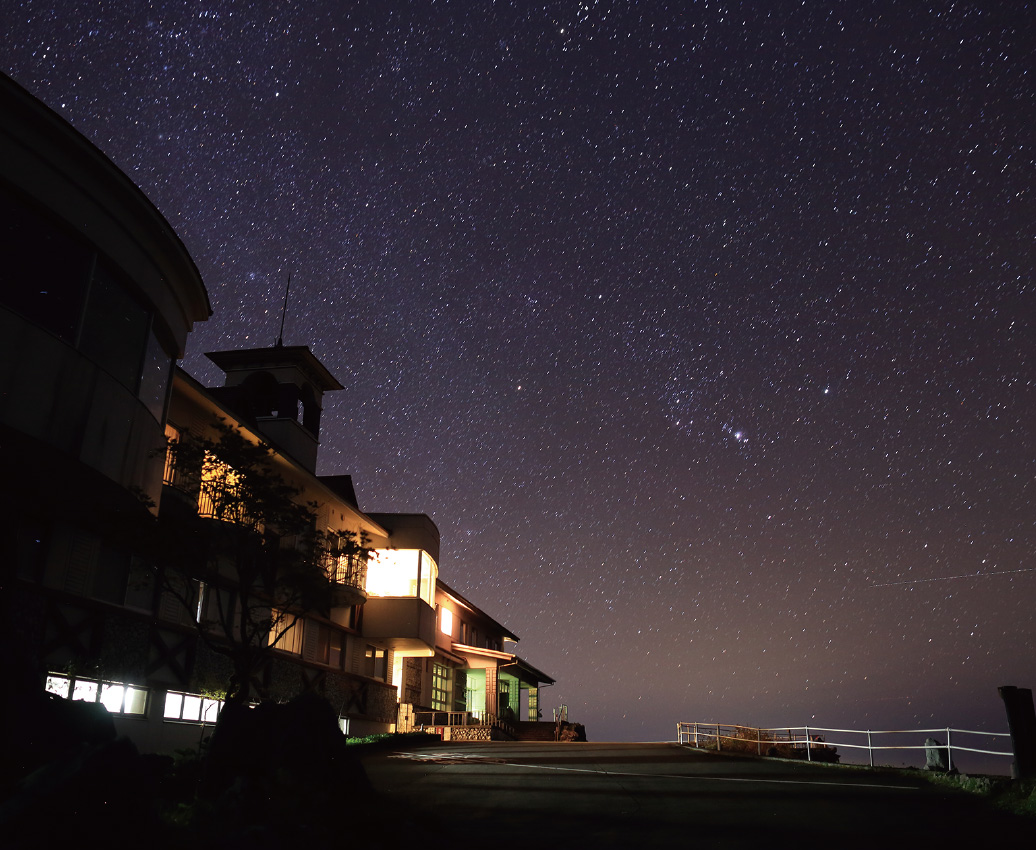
[155,421,370,706]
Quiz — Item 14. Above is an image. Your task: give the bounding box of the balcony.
[327,552,367,608]
[361,597,435,653]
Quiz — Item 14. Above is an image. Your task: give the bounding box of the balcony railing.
[412,710,517,739]
[326,551,367,606]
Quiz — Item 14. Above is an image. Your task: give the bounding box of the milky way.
[6,1,1034,764]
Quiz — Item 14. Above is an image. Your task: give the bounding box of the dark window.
[453,669,468,713]
[13,521,48,582]
[365,645,387,680]
[304,620,331,665]
[329,631,344,669]
[93,543,131,605]
[139,328,174,421]
[241,371,279,418]
[0,185,91,341]
[300,383,320,434]
[79,262,150,391]
[0,185,163,407]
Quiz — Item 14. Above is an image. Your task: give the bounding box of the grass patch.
[922,772,1036,818]
[345,731,442,750]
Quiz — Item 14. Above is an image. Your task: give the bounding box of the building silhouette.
[0,72,552,753]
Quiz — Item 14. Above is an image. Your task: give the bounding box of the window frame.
[44,672,149,717]
[162,689,224,724]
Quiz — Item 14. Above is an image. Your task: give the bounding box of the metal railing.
[415,710,477,728]
[676,722,1013,771]
[325,551,367,591]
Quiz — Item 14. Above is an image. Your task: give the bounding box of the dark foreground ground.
[361,741,1032,849]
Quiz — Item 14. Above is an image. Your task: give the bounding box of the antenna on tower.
[276,273,291,347]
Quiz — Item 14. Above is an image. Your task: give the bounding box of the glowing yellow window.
[366,549,438,606]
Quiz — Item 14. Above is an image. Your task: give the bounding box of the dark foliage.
[152,422,370,705]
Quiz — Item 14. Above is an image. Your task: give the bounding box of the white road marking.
[504,762,919,790]
[389,751,918,789]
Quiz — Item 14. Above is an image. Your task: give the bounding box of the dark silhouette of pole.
[999,685,1036,778]
[276,274,291,347]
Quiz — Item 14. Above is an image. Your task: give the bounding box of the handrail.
[412,710,517,739]
[676,721,1013,769]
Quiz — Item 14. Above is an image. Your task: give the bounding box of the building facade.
[0,72,553,754]
[1,69,212,753]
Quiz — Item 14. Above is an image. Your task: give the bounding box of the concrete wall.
[362,597,436,650]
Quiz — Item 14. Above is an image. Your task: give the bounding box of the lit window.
[72,678,98,702]
[163,690,224,723]
[100,680,149,713]
[198,456,244,522]
[366,549,438,606]
[418,551,437,608]
[183,694,203,721]
[45,675,70,699]
[44,673,147,716]
[163,691,184,719]
[202,698,221,723]
[440,607,453,636]
[268,610,304,654]
[163,423,181,485]
[432,663,451,710]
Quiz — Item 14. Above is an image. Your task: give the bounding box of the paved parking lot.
[362,741,1030,849]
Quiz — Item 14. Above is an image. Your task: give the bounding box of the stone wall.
[449,724,492,742]
[404,657,423,705]
[366,678,399,724]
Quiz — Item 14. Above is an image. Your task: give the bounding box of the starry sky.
[6,1,1034,764]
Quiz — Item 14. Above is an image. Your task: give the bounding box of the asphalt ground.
[361,741,1031,849]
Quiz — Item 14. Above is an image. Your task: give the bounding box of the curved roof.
[0,72,211,353]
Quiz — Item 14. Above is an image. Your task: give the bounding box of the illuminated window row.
[45,673,148,716]
[163,690,224,724]
[45,673,228,726]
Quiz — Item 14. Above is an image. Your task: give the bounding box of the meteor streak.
[870,568,1036,588]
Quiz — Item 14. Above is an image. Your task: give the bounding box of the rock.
[924,737,950,771]
[558,722,587,742]
[202,691,371,836]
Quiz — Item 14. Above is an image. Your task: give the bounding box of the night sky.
[6,1,1034,756]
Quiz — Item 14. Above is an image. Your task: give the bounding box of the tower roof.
[205,345,343,392]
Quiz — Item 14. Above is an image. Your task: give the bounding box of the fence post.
[694,722,699,747]
[805,725,812,762]
[716,724,721,752]
[757,727,762,756]
[867,730,874,767]
[946,727,954,773]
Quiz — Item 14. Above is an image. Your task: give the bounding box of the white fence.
[677,721,1013,772]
